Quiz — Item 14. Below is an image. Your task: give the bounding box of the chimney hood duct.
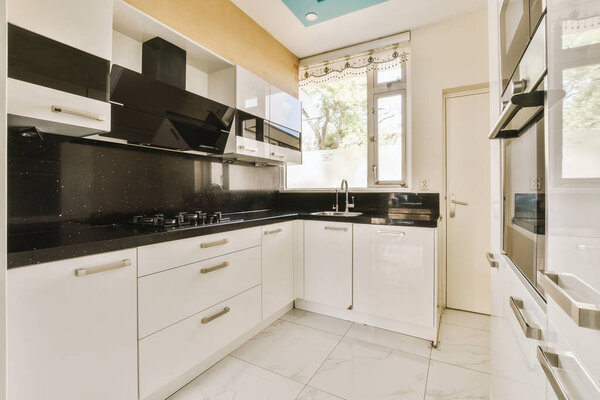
[102,38,234,154]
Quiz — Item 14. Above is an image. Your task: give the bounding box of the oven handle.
[488,91,544,140]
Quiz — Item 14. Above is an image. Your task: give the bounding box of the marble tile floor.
[169,308,491,400]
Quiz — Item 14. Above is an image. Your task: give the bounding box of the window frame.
[284,58,411,191]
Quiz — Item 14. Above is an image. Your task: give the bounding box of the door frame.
[441,83,490,311]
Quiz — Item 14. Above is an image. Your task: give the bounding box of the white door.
[261,221,294,319]
[304,220,352,309]
[445,90,491,314]
[353,224,435,327]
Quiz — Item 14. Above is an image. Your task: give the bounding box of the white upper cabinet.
[353,224,435,328]
[303,220,353,309]
[261,222,295,319]
[269,85,302,132]
[236,66,270,119]
[7,249,138,400]
[7,0,113,60]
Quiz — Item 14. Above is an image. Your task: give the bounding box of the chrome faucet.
[340,179,355,212]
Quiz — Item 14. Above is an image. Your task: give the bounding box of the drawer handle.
[486,252,499,268]
[239,145,258,152]
[537,346,600,400]
[325,226,348,232]
[509,296,543,340]
[51,105,105,121]
[200,261,229,274]
[537,270,600,330]
[271,152,285,158]
[376,230,405,236]
[201,307,230,324]
[200,238,229,248]
[264,228,282,235]
[74,259,132,277]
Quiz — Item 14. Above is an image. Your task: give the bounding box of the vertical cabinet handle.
[51,105,105,121]
[509,297,543,340]
[200,238,229,248]
[200,261,229,274]
[74,259,132,277]
[201,307,230,324]
[486,252,499,268]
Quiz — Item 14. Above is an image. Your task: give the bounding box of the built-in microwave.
[500,0,546,95]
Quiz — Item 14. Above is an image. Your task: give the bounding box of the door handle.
[448,194,468,218]
[486,252,499,268]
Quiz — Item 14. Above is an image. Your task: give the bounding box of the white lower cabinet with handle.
[7,249,138,400]
[261,221,294,319]
[353,224,435,329]
[303,220,353,309]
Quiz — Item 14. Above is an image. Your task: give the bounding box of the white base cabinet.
[7,249,138,400]
[261,221,294,319]
[304,220,353,309]
[353,224,435,328]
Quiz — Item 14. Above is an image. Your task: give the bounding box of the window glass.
[376,93,404,182]
[286,76,368,188]
[376,67,403,84]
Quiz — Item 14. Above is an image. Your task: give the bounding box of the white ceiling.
[231,0,487,58]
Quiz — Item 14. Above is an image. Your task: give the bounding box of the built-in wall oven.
[492,7,547,295]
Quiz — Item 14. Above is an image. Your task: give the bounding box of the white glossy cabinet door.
[304,220,353,309]
[268,143,302,164]
[7,249,138,400]
[236,66,270,119]
[7,0,112,60]
[261,221,294,319]
[353,224,435,327]
[269,85,301,132]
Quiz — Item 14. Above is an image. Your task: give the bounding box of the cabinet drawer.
[138,246,261,338]
[139,285,261,400]
[138,227,261,276]
[7,78,111,136]
[268,144,302,164]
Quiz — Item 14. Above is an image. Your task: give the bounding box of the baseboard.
[294,299,436,342]
[144,302,294,400]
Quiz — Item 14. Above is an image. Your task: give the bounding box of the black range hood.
[102,38,234,154]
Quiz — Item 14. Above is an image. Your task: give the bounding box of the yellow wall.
[124,0,300,97]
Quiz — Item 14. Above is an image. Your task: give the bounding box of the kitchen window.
[286,45,410,190]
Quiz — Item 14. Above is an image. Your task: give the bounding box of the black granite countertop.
[8,210,439,269]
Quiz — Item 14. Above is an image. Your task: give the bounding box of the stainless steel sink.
[310,211,363,217]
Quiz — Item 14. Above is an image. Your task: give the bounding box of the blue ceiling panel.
[282,0,389,26]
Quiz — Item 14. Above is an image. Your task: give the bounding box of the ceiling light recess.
[305,12,318,21]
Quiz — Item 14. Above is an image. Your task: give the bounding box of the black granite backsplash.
[8,131,281,227]
[279,192,439,215]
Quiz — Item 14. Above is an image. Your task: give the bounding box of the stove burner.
[131,210,231,231]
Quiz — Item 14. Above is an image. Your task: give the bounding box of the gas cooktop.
[130,211,241,231]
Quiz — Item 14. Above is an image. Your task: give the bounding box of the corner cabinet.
[353,225,436,329]
[7,249,138,400]
[303,221,353,309]
[261,221,295,319]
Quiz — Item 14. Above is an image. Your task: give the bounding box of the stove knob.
[215,212,222,223]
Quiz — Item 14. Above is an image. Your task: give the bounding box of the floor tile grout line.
[342,334,433,362]
[300,385,346,400]
[227,353,312,386]
[439,319,491,333]
[304,330,347,390]
[427,357,491,376]
[422,356,432,400]
[278,317,351,337]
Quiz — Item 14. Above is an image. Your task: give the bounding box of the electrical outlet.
[420,178,429,191]
[530,177,542,191]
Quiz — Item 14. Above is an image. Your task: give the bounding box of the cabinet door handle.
[486,252,499,268]
[200,261,229,274]
[200,238,229,248]
[537,347,600,400]
[201,307,230,324]
[264,228,282,235]
[509,296,543,340]
[537,270,600,330]
[271,152,285,158]
[51,105,105,121]
[239,145,258,152]
[325,226,348,231]
[376,230,405,236]
[74,259,132,277]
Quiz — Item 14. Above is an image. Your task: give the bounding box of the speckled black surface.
[8,132,440,268]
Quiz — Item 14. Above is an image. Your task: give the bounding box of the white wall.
[410,10,489,194]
